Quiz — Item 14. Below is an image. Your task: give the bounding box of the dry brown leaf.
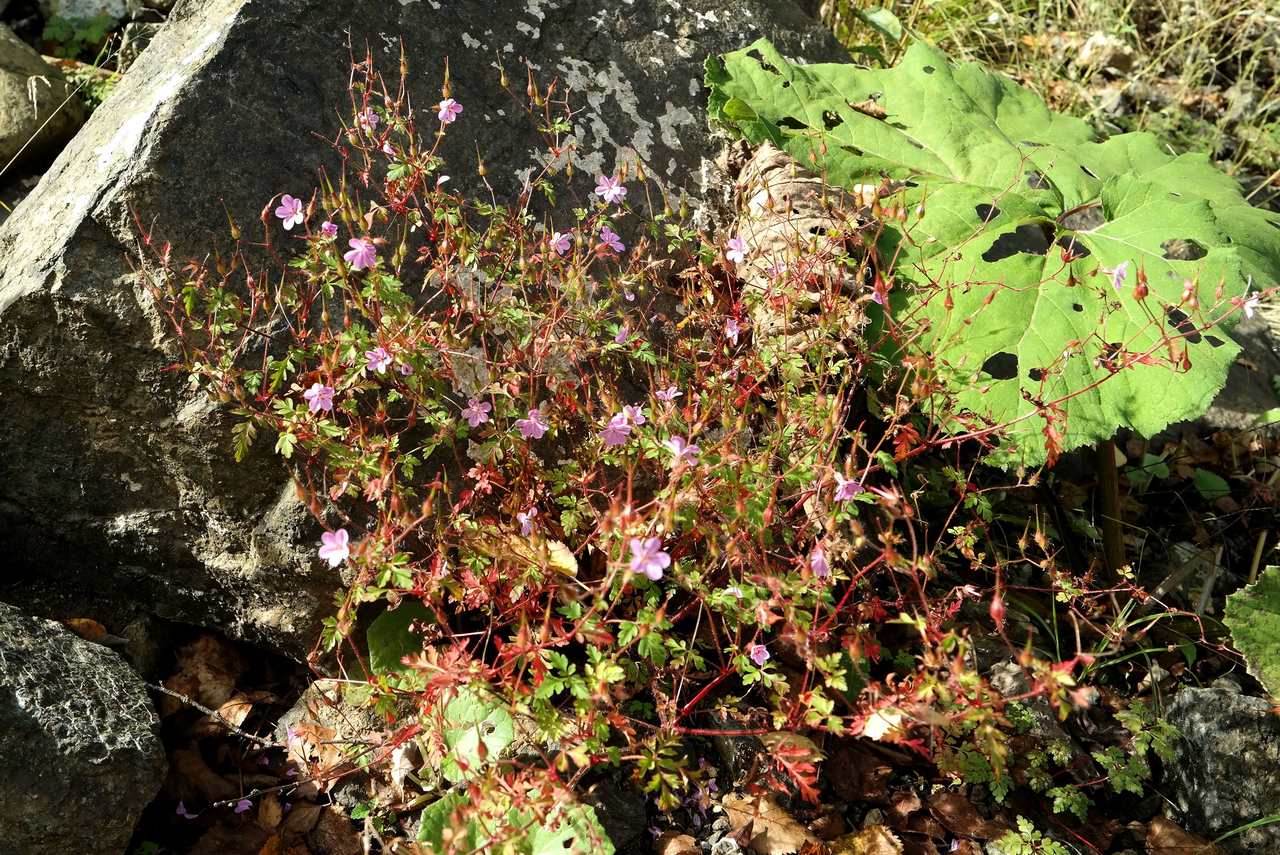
[830,825,903,855]
[256,791,284,831]
[885,790,921,825]
[827,744,892,803]
[61,617,108,641]
[307,806,363,855]
[257,836,284,855]
[927,792,1006,840]
[1147,817,1225,854]
[281,802,324,835]
[847,98,887,119]
[172,744,239,801]
[162,634,245,716]
[724,793,823,855]
[655,830,700,855]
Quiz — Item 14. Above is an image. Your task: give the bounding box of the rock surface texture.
[0,22,85,168]
[0,602,166,853]
[0,0,841,655]
[1164,684,1280,852]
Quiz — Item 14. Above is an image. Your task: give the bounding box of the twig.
[145,681,275,747]
[1248,530,1268,585]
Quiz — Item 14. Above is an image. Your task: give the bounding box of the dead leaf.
[830,825,903,855]
[885,790,921,825]
[162,634,245,716]
[307,806,363,855]
[656,831,700,855]
[828,743,892,803]
[172,744,239,801]
[281,802,324,835]
[256,791,284,831]
[809,808,848,841]
[61,617,107,641]
[724,793,822,855]
[927,792,1006,840]
[847,98,887,119]
[1147,817,1225,854]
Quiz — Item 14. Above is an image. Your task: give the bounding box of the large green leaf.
[707,39,1280,466]
[1225,566,1280,700]
[439,685,516,784]
[417,795,614,855]
[367,600,434,674]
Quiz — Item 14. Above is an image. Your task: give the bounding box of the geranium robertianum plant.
[143,51,1167,851]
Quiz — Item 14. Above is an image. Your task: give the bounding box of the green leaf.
[366,600,434,674]
[440,685,516,784]
[1191,467,1230,500]
[417,797,613,855]
[706,39,1280,466]
[853,6,903,41]
[1225,566,1280,700]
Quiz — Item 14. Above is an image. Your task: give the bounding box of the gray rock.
[0,602,166,853]
[39,0,126,20]
[1198,307,1280,434]
[1163,685,1280,852]
[0,0,840,657]
[0,23,86,169]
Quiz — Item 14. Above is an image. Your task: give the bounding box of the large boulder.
[1163,684,1280,852]
[0,22,85,168]
[0,0,841,655]
[0,602,167,853]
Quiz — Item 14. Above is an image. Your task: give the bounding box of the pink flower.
[275,194,305,230]
[833,473,863,503]
[303,382,335,414]
[356,107,379,132]
[725,585,744,599]
[320,220,338,239]
[382,140,395,156]
[870,288,886,305]
[664,436,700,468]
[365,346,393,374]
[749,644,770,667]
[397,361,414,376]
[594,175,627,205]
[551,231,572,256]
[437,98,463,124]
[461,398,491,427]
[436,174,450,187]
[600,413,632,447]
[629,537,670,581]
[600,226,625,254]
[725,236,747,265]
[656,385,682,403]
[176,801,198,820]
[766,260,788,280]
[516,409,549,440]
[318,528,350,567]
[614,325,630,345]
[234,799,253,814]
[623,405,646,426]
[517,507,537,536]
[1103,260,1129,292]
[344,237,377,271]
[809,545,830,578]
[725,317,741,345]
[1243,293,1261,319]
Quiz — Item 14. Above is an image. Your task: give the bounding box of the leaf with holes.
[417,795,614,855]
[439,684,516,783]
[1225,566,1280,700]
[706,39,1280,466]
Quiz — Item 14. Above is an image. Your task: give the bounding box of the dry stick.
[145,681,275,747]
[1247,530,1269,586]
[1095,438,1125,585]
